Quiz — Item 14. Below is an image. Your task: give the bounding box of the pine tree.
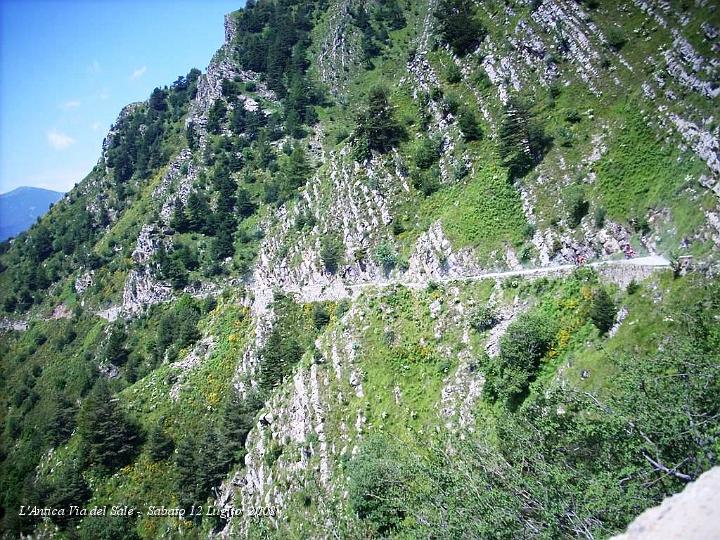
[236,188,257,218]
[458,106,483,141]
[170,199,190,233]
[434,0,487,56]
[355,86,404,155]
[589,288,616,334]
[186,192,210,233]
[175,437,199,510]
[77,380,142,472]
[46,393,77,446]
[147,421,175,461]
[498,96,550,179]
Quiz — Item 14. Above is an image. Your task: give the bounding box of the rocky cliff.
[0,1,719,539]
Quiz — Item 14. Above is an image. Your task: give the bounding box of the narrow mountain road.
[367,255,672,290]
[276,255,673,306]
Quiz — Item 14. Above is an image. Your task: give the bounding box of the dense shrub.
[347,435,411,535]
[470,305,499,332]
[484,311,555,404]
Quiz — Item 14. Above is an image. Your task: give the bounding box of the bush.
[414,136,442,170]
[565,108,582,123]
[606,26,627,50]
[347,435,410,535]
[458,106,483,141]
[594,207,606,228]
[470,305,499,332]
[626,280,640,295]
[445,62,462,83]
[484,311,555,405]
[589,288,616,334]
[374,242,398,273]
[312,303,331,329]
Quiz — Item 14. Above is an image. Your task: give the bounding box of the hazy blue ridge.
[0,186,64,240]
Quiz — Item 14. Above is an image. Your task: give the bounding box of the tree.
[170,199,190,233]
[589,288,616,334]
[41,461,91,525]
[76,380,142,472]
[320,235,344,274]
[259,322,303,392]
[103,324,129,366]
[434,0,487,56]
[484,311,555,405]
[498,96,550,179]
[186,192,211,233]
[565,185,589,228]
[354,86,405,156]
[458,106,483,141]
[236,188,257,218]
[219,390,262,465]
[46,392,77,446]
[149,87,168,112]
[207,100,227,134]
[147,421,175,461]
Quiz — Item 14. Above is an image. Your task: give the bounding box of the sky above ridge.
[0,0,244,194]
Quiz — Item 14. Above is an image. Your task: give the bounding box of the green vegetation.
[1,0,719,538]
[353,86,406,160]
[434,0,487,56]
[498,96,551,179]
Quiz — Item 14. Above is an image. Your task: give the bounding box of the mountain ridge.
[1,1,719,538]
[0,186,64,241]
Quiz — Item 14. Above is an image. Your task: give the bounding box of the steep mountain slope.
[0,187,64,241]
[1,1,719,539]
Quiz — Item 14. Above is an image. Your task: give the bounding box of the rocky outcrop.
[611,466,720,540]
[122,267,172,316]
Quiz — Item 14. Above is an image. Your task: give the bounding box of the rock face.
[5,1,720,538]
[611,467,720,540]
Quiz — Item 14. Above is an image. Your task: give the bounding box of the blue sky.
[0,0,244,194]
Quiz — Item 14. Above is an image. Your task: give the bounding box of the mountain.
[0,1,719,539]
[0,186,64,241]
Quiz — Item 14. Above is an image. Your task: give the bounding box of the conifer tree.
[76,380,142,472]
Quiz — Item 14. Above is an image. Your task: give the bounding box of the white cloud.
[28,165,93,192]
[98,89,110,101]
[46,129,76,150]
[130,66,147,80]
[60,100,81,110]
[90,121,103,132]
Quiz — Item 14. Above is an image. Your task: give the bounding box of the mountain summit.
[1,1,719,538]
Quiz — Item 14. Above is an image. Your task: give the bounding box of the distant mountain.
[0,186,64,240]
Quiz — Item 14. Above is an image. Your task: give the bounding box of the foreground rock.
[612,467,720,540]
